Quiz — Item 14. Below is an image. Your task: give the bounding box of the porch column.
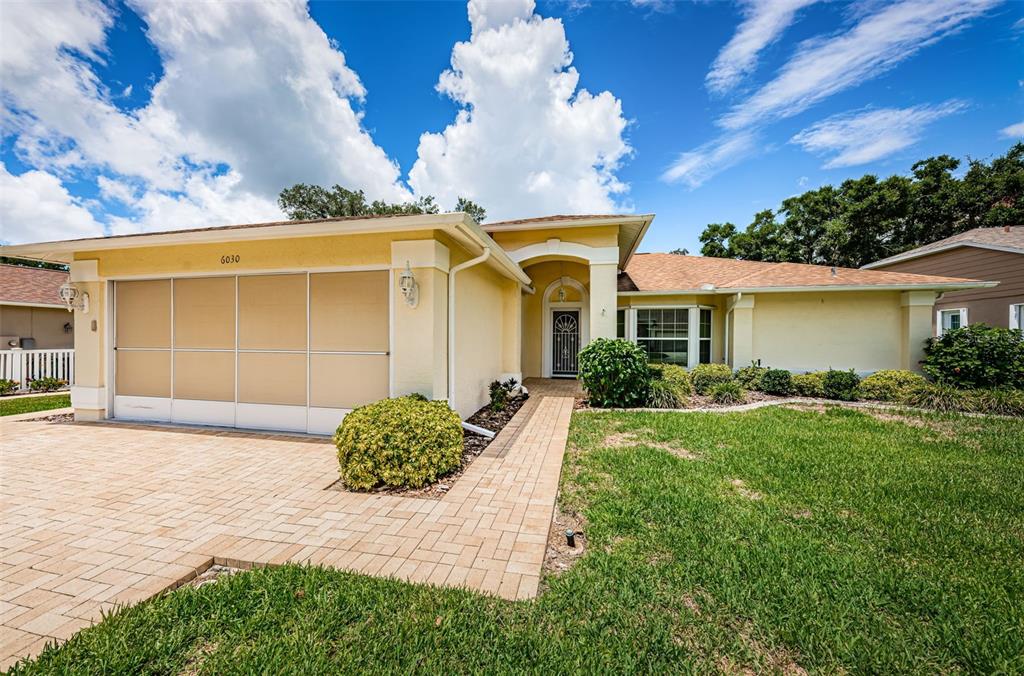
[391,240,449,400]
[728,293,755,368]
[900,290,937,372]
[588,262,618,341]
[69,260,107,421]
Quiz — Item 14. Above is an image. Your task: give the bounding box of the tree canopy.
[278,184,487,224]
[696,143,1023,268]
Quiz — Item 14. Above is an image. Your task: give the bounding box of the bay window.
[618,306,714,367]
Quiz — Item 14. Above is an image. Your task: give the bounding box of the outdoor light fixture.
[398,261,418,307]
[58,282,89,314]
[557,286,567,302]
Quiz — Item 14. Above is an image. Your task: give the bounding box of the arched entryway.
[541,276,590,377]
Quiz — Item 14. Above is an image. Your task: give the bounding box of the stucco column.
[68,260,107,421]
[588,262,618,342]
[900,290,937,372]
[391,240,449,400]
[501,280,522,383]
[728,293,755,368]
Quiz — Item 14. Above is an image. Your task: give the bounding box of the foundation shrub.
[792,372,826,397]
[759,369,793,396]
[733,362,767,390]
[647,364,691,408]
[822,369,860,401]
[859,370,927,402]
[578,338,651,408]
[334,396,463,490]
[921,324,1024,389]
[709,381,745,404]
[29,377,66,392]
[0,379,16,395]
[690,363,734,395]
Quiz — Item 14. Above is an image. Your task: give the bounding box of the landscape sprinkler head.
[565,529,576,548]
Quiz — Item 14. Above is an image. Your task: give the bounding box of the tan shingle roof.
[484,214,626,228]
[620,253,986,292]
[0,264,69,306]
[864,225,1024,268]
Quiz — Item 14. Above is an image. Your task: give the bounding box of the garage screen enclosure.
[112,271,390,434]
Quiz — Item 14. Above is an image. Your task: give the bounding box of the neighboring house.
[0,213,993,433]
[864,226,1023,334]
[0,264,74,350]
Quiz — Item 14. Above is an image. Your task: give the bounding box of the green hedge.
[792,372,826,397]
[759,368,793,396]
[859,370,927,402]
[334,396,463,490]
[691,363,733,395]
[578,338,651,408]
[822,369,860,401]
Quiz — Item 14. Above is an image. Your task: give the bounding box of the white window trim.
[936,307,967,336]
[622,305,713,368]
[1011,303,1024,331]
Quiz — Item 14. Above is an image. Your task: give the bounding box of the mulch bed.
[14,412,75,423]
[327,395,529,500]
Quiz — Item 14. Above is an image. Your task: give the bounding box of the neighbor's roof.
[619,253,995,293]
[0,264,69,307]
[863,225,1024,269]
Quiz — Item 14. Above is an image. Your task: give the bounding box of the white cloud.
[408,0,632,221]
[719,0,998,130]
[1000,121,1024,138]
[1,0,410,239]
[661,130,760,188]
[790,101,968,168]
[0,164,104,244]
[706,0,818,95]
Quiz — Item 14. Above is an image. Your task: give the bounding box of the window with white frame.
[1011,303,1024,331]
[620,307,714,367]
[937,308,966,335]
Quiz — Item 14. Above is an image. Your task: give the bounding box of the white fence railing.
[0,349,75,389]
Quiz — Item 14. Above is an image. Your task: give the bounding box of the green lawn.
[11,407,1024,674]
[0,393,70,417]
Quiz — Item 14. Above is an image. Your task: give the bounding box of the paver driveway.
[0,394,573,669]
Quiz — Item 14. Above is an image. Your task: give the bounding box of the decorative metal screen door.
[551,310,581,377]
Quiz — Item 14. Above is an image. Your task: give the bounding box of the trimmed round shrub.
[859,370,927,401]
[791,372,826,398]
[709,380,744,404]
[647,364,691,408]
[822,369,860,401]
[921,324,1024,389]
[759,368,793,395]
[0,378,16,396]
[734,362,767,390]
[691,363,733,395]
[334,396,463,490]
[578,338,651,408]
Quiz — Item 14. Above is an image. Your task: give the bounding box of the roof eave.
[617,281,998,295]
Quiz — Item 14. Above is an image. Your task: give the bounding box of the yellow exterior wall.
[750,291,905,372]
[76,230,437,278]
[0,305,74,349]
[521,260,590,378]
[453,262,519,418]
[489,225,618,252]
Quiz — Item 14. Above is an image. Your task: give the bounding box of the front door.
[551,310,580,377]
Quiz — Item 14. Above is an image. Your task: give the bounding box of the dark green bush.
[822,369,860,401]
[647,364,691,408]
[691,363,733,395]
[921,324,1024,389]
[334,396,463,490]
[29,377,66,392]
[578,338,651,408]
[859,370,927,401]
[733,362,767,389]
[0,378,16,395]
[792,372,826,397]
[709,381,744,404]
[759,369,793,395]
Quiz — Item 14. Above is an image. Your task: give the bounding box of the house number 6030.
[220,254,240,264]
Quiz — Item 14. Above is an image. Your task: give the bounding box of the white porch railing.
[0,349,75,389]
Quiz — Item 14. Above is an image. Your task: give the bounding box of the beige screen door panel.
[113,271,389,433]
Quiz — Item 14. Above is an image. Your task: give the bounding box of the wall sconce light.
[398,262,418,307]
[557,286,566,302]
[63,322,73,334]
[58,282,89,314]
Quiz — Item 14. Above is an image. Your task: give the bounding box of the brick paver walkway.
[0,394,574,669]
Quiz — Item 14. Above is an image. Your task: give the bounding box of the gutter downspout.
[448,246,491,418]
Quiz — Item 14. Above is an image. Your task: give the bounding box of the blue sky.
[1,0,1021,253]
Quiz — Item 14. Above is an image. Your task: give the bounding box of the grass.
[0,393,70,417]
[10,406,1023,674]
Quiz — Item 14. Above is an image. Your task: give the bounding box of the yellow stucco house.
[0,213,993,434]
